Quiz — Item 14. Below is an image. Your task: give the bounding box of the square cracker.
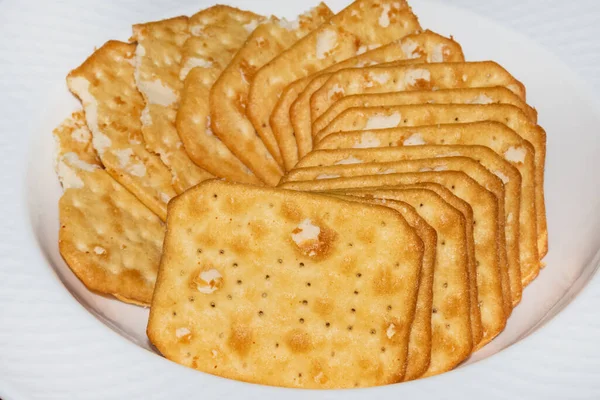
[67,40,177,221]
[272,30,465,168]
[247,0,421,166]
[312,86,537,135]
[310,61,527,126]
[132,16,214,193]
[210,5,333,185]
[176,5,264,184]
[316,123,540,286]
[284,184,474,377]
[55,114,164,306]
[287,155,521,316]
[281,170,508,346]
[148,180,424,388]
[285,155,513,317]
[295,145,523,305]
[328,194,435,380]
[314,103,547,263]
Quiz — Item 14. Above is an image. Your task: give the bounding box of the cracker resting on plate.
[148,180,424,388]
[67,40,177,221]
[55,112,164,306]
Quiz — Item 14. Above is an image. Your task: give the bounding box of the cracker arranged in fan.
[284,155,515,314]
[132,16,214,193]
[272,30,465,168]
[210,4,333,185]
[53,0,549,389]
[148,180,424,388]
[176,6,264,184]
[292,145,523,305]
[247,0,421,166]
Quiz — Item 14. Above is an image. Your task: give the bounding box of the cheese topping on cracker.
[291,219,321,247]
[364,112,401,130]
[94,246,106,255]
[356,43,380,55]
[404,69,431,88]
[386,323,397,339]
[353,132,382,148]
[334,156,363,165]
[401,39,420,59]
[195,269,223,294]
[369,71,390,84]
[113,148,147,177]
[137,79,178,107]
[316,29,337,60]
[378,3,391,27]
[504,146,526,164]
[403,133,426,146]
[429,44,446,62]
[328,84,344,100]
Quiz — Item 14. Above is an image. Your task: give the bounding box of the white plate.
[1,0,600,398]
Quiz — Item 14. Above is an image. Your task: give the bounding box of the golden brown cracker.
[316,123,539,286]
[272,30,464,168]
[176,6,264,184]
[132,16,214,193]
[148,180,424,388]
[310,61,527,125]
[329,194,435,380]
[295,145,523,305]
[282,183,474,377]
[67,40,177,221]
[247,0,421,166]
[210,5,332,185]
[312,86,537,135]
[314,103,547,262]
[286,156,513,317]
[281,170,507,346]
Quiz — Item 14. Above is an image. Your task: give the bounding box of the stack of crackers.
[54,0,547,389]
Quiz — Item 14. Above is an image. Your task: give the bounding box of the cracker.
[314,103,547,262]
[148,180,424,388]
[328,194,435,380]
[281,170,508,345]
[283,184,474,377]
[295,145,523,305]
[132,16,214,193]
[67,40,177,221]
[310,61,526,126]
[247,0,421,166]
[55,113,164,305]
[312,86,537,135]
[210,5,332,185]
[316,123,539,286]
[176,6,264,184]
[286,156,512,316]
[272,30,464,168]
[52,110,102,172]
